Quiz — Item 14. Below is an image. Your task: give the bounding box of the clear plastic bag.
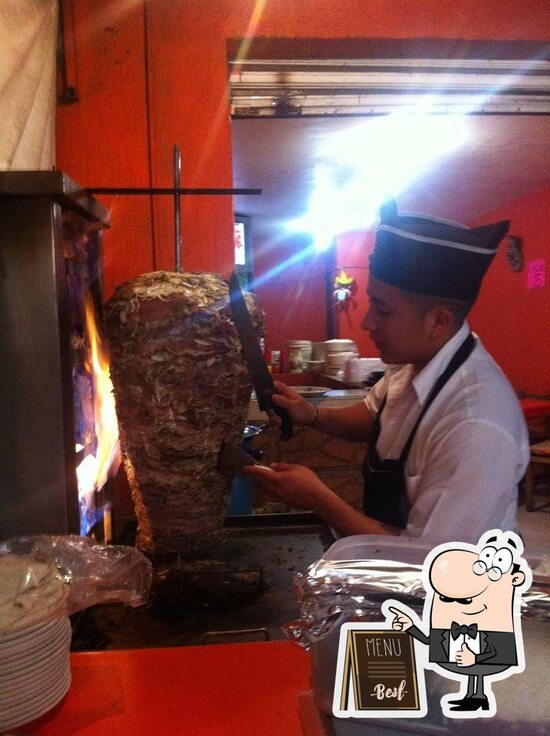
[0,535,152,634]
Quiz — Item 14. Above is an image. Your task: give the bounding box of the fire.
[76,295,121,527]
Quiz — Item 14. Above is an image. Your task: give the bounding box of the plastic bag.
[0,535,152,634]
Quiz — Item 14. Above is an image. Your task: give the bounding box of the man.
[246,201,530,543]
[388,530,530,715]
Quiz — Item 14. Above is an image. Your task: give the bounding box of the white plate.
[0,628,71,682]
[0,667,71,732]
[0,653,69,702]
[0,618,69,661]
[293,386,330,398]
[0,616,62,647]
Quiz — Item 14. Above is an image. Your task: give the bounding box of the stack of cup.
[285,340,312,372]
[311,342,327,361]
[324,339,358,377]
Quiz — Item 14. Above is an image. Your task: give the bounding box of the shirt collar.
[412,321,471,405]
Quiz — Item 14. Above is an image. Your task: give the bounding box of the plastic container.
[343,357,384,384]
[226,476,252,515]
[270,350,281,373]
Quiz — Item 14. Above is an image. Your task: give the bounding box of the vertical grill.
[0,171,111,539]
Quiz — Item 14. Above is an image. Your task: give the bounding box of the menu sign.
[333,624,427,718]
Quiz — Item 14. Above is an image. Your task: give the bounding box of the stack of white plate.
[324,339,357,355]
[0,617,72,732]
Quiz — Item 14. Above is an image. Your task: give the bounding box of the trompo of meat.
[105,272,263,560]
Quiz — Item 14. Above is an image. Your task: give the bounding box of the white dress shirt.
[365,322,530,543]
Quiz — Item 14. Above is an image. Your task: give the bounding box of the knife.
[229,272,293,440]
[218,441,275,475]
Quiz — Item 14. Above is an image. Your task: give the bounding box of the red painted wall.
[252,231,329,350]
[335,230,375,356]
[57,0,550,302]
[56,1,153,298]
[470,186,550,395]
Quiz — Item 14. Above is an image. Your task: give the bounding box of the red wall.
[253,231,329,350]
[334,230,375,356]
[470,186,550,395]
[57,0,550,302]
[56,1,153,298]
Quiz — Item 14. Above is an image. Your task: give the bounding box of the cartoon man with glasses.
[386,530,532,718]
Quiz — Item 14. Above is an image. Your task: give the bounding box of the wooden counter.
[18,642,310,736]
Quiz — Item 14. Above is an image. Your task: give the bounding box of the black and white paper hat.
[369,200,510,301]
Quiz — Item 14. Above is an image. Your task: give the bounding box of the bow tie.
[451,622,478,640]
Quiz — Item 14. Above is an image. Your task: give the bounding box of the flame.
[76,295,121,509]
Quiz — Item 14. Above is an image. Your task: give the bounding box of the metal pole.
[85,187,262,195]
[173,145,182,272]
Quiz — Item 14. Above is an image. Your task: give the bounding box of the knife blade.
[218,441,275,475]
[229,272,293,440]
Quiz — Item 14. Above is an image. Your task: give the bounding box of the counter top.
[19,642,310,736]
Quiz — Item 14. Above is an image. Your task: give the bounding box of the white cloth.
[365,322,530,543]
[0,0,57,170]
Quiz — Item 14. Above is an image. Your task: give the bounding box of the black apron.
[363,333,476,528]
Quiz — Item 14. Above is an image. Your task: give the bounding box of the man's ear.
[511,571,525,587]
[426,305,453,340]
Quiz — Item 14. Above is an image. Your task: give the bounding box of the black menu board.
[334,627,424,716]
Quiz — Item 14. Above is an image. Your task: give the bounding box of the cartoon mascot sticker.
[333,530,532,720]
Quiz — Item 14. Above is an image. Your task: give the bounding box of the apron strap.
[397,332,476,463]
[372,332,476,462]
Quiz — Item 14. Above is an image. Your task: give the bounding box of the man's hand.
[388,606,413,632]
[268,380,318,427]
[455,643,476,667]
[244,462,332,510]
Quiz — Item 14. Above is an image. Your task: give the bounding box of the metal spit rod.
[173,144,182,272]
[85,187,262,195]
[87,143,262,273]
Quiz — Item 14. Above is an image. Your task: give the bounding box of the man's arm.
[245,462,399,537]
[246,380,385,536]
[271,380,374,442]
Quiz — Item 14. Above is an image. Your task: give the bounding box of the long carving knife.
[229,272,293,440]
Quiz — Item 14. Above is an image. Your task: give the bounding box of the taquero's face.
[361,277,431,366]
[429,549,525,633]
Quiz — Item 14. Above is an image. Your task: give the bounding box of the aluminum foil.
[284,556,550,648]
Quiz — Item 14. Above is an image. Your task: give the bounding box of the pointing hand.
[388,606,413,632]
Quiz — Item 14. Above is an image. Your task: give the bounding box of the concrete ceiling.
[231,115,550,237]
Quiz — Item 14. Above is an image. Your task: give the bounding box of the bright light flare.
[288,112,470,249]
